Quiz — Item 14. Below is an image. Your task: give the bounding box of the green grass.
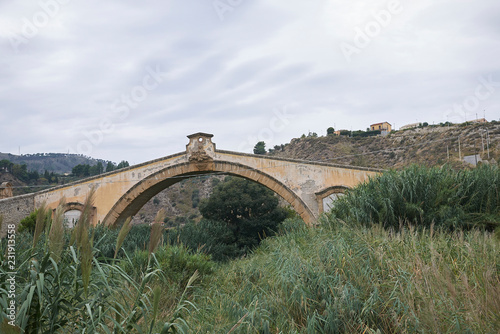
[184,218,499,333]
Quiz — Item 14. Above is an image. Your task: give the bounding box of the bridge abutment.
[0,194,35,237]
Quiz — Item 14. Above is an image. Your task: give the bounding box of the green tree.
[18,209,50,234]
[72,164,91,177]
[49,172,58,184]
[12,163,28,182]
[308,132,318,138]
[18,211,38,234]
[117,160,130,169]
[89,165,98,176]
[89,162,104,176]
[0,159,13,172]
[253,141,266,155]
[327,127,335,135]
[96,162,104,174]
[106,161,115,172]
[72,164,85,177]
[28,170,40,182]
[198,176,288,255]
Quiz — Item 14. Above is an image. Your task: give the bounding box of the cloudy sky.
[1,0,499,164]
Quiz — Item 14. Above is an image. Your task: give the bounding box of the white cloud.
[0,0,499,163]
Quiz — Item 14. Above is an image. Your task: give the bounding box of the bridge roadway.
[0,133,381,236]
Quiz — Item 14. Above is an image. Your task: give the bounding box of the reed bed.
[188,218,499,333]
[331,164,500,230]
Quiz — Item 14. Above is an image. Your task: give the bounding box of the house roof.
[370,122,391,127]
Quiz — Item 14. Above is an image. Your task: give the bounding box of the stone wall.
[0,194,34,237]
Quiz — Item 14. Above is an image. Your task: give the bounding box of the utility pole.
[486,128,490,159]
[458,137,462,161]
[447,145,450,160]
[481,130,485,155]
[474,140,478,165]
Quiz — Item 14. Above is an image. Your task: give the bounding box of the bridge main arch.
[102,160,316,227]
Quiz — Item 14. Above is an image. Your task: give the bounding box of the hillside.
[268,122,500,169]
[0,152,112,174]
[130,175,224,225]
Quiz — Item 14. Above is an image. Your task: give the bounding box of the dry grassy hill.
[268,122,500,169]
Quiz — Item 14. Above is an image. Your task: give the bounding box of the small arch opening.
[322,192,345,211]
[316,186,348,213]
[64,209,81,228]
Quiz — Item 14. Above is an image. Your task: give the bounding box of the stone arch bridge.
[0,133,381,235]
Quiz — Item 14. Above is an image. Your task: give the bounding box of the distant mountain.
[0,152,113,174]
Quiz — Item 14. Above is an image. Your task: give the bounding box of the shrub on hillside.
[17,209,51,234]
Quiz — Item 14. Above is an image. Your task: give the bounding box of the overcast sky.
[1,0,499,164]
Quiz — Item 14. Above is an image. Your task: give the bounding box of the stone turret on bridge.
[0,133,381,236]
[0,182,13,199]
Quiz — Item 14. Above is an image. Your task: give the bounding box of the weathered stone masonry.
[0,194,35,237]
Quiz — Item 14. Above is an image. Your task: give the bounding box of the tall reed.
[331,164,500,230]
[0,192,198,333]
[149,208,166,256]
[48,198,66,262]
[32,202,48,246]
[187,218,499,333]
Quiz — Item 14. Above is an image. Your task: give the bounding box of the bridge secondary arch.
[102,160,316,227]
